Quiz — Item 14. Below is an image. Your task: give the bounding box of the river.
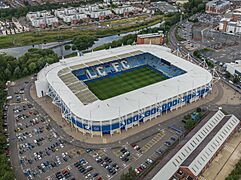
[0,22,162,58]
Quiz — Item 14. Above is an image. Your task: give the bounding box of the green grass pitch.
[85,66,167,100]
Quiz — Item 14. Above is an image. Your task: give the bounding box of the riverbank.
[0,15,163,49]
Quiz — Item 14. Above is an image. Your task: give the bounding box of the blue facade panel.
[102,125,111,131]
[92,125,101,132]
[127,117,133,125]
[69,88,210,133]
[151,108,157,114]
[133,115,139,122]
[76,121,82,129]
[112,122,120,129]
[145,110,151,117]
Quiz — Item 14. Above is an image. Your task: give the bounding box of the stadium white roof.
[152,110,240,180]
[38,44,212,121]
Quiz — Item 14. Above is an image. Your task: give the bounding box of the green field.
[86,66,167,100]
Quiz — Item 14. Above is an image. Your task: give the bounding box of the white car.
[41,163,45,169]
[82,161,88,166]
[124,151,130,156]
[120,154,126,159]
[147,158,153,164]
[53,133,57,138]
[85,173,91,179]
[135,168,140,174]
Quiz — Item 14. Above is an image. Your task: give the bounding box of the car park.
[7,78,188,180]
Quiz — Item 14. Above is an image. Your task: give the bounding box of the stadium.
[35,44,213,136]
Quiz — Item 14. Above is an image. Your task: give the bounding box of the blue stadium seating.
[72,52,186,81]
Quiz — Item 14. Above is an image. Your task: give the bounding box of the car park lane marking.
[141,130,165,153]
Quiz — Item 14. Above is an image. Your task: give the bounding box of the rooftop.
[145,111,218,179]
[181,115,231,166]
[149,110,240,179]
[206,0,230,6]
[226,60,241,72]
[37,44,212,121]
[137,33,164,38]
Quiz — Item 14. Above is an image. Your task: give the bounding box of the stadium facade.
[35,45,213,136]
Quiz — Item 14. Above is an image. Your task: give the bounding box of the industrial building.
[136,32,165,45]
[205,0,230,14]
[150,110,240,180]
[219,17,241,33]
[219,8,241,34]
[150,1,179,14]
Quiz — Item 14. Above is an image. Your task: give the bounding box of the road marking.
[141,131,165,153]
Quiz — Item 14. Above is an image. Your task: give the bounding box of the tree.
[191,7,198,14]
[120,167,137,180]
[22,67,29,76]
[126,39,134,45]
[233,75,240,84]
[13,66,21,78]
[28,62,37,73]
[46,57,55,64]
[225,72,231,79]
[196,107,202,113]
[184,114,191,120]
[72,44,77,51]
[64,44,71,50]
[225,158,241,180]
[4,69,11,80]
[197,3,205,12]
[72,35,96,51]
[184,119,196,130]
[183,0,204,13]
